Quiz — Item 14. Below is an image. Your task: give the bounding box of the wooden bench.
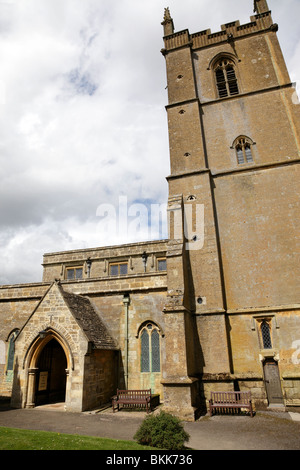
[209,391,254,417]
[112,389,152,413]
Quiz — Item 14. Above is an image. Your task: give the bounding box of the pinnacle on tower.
[163,7,171,21]
[161,7,174,36]
[254,0,269,14]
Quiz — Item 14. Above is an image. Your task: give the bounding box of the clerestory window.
[215,59,239,98]
[109,262,128,277]
[157,258,167,272]
[66,266,83,280]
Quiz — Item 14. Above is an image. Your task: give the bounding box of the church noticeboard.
[38,371,48,391]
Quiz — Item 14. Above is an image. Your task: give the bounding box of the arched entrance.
[35,338,67,406]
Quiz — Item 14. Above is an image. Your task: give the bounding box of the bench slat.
[112,389,152,414]
[209,391,253,417]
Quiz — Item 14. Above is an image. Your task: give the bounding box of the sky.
[0,0,299,285]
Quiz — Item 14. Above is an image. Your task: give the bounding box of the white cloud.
[0,0,299,284]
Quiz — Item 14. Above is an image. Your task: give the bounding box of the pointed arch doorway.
[35,338,67,406]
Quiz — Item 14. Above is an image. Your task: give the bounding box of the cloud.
[0,0,299,284]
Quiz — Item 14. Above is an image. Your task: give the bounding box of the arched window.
[261,321,272,349]
[6,330,19,372]
[233,136,254,165]
[214,58,239,98]
[140,323,161,373]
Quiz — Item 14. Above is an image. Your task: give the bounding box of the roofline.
[43,239,169,258]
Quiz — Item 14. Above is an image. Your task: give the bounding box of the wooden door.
[263,359,284,406]
[35,339,67,405]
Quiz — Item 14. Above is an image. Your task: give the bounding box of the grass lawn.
[0,426,156,451]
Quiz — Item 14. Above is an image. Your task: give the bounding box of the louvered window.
[216,68,227,98]
[140,323,161,373]
[237,147,245,165]
[245,145,253,163]
[215,59,239,98]
[226,66,239,95]
[235,137,254,165]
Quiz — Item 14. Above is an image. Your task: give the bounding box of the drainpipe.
[142,252,148,273]
[86,258,92,278]
[123,293,130,389]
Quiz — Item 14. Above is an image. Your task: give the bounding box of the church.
[0,0,299,420]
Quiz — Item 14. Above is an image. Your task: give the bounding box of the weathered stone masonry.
[0,0,299,419]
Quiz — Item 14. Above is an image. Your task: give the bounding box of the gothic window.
[151,329,161,372]
[234,137,254,165]
[215,59,239,98]
[141,329,150,372]
[6,330,19,372]
[261,321,273,349]
[140,323,161,373]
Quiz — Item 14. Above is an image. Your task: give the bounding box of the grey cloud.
[0,0,298,284]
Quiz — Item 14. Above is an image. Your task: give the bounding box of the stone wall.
[42,240,168,282]
[0,252,168,402]
[162,2,300,416]
[214,165,300,310]
[83,349,118,411]
[0,283,49,397]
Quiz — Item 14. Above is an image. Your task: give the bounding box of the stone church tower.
[0,0,299,420]
[161,0,300,418]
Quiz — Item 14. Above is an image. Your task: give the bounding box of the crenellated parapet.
[162,10,276,54]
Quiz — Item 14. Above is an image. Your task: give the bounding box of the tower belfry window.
[235,137,254,165]
[215,59,239,98]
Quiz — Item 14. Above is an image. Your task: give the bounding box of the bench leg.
[112,398,118,413]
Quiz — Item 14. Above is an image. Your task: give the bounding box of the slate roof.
[58,285,118,350]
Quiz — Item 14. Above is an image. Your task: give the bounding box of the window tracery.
[140,323,161,373]
[214,58,239,98]
[232,136,255,165]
